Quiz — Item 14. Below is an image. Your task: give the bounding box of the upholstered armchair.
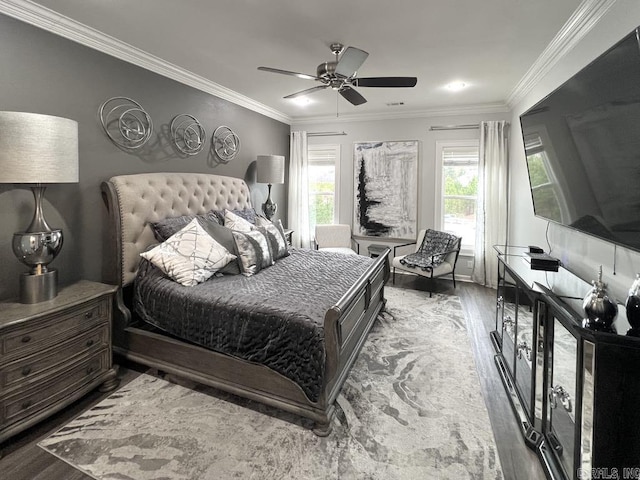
[314,224,359,255]
[391,229,461,296]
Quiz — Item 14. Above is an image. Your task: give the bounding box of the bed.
[101,172,389,434]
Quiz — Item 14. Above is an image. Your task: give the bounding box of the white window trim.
[434,139,479,256]
[307,144,341,224]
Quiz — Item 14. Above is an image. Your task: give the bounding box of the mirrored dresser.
[492,246,640,480]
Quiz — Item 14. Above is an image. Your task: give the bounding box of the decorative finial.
[626,273,640,336]
[583,265,618,333]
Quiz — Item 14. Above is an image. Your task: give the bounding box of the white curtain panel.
[472,120,509,288]
[287,131,311,248]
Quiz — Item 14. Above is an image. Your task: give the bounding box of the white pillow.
[140,218,236,286]
[224,209,254,232]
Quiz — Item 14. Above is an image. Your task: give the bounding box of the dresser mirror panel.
[534,300,546,431]
[515,285,535,417]
[548,316,578,478]
[580,341,595,476]
[501,269,518,377]
[494,260,507,350]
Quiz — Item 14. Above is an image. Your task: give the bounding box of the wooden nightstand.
[0,280,119,443]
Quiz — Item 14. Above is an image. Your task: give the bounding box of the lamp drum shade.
[0,111,79,184]
[256,155,285,184]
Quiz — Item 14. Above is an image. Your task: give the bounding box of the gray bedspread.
[133,248,374,402]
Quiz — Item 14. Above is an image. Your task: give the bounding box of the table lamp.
[256,154,285,220]
[0,112,79,303]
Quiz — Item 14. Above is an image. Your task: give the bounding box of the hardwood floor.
[0,276,545,479]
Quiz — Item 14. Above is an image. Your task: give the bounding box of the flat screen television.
[520,27,640,252]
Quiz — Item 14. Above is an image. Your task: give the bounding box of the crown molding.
[0,0,293,125]
[291,102,510,126]
[507,0,617,108]
[0,0,616,126]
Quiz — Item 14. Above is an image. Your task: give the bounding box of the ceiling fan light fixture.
[259,43,417,107]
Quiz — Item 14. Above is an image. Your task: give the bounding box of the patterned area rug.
[39,287,503,479]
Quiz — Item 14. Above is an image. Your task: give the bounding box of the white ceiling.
[24,0,581,122]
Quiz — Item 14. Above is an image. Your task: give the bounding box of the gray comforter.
[133,248,374,402]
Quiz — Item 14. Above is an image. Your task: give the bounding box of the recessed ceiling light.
[445,81,467,92]
[291,96,313,106]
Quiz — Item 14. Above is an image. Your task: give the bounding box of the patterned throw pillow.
[140,218,236,286]
[211,207,257,226]
[232,230,274,276]
[255,216,289,260]
[151,213,220,242]
[224,209,254,232]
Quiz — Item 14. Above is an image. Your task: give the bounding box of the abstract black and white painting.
[353,141,418,239]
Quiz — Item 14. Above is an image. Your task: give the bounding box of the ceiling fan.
[258,43,417,106]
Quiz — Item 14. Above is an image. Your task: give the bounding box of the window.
[524,133,567,224]
[308,144,340,231]
[435,141,479,253]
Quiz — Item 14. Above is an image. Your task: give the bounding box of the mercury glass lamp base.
[19,269,58,304]
[262,201,277,220]
[262,183,277,220]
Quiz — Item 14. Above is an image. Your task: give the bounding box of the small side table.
[368,244,388,258]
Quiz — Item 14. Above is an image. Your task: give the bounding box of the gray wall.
[0,14,290,300]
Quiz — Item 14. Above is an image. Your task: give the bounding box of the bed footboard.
[322,249,389,408]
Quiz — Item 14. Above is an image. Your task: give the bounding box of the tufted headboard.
[101,172,252,287]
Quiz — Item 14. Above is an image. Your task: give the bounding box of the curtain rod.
[307,131,347,137]
[429,124,479,131]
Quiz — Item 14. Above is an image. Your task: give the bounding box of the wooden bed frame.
[101,172,388,434]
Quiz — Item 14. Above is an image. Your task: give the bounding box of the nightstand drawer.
[0,281,118,444]
[1,297,108,360]
[0,325,108,392]
[1,349,109,427]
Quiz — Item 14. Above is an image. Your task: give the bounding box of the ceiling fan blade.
[335,46,369,78]
[340,86,367,106]
[354,77,418,88]
[284,85,329,99]
[257,66,319,81]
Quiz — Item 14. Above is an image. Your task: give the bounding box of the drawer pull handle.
[517,341,532,361]
[85,310,95,319]
[549,385,572,413]
[86,339,94,347]
[21,335,31,343]
[21,400,32,410]
[21,366,32,376]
